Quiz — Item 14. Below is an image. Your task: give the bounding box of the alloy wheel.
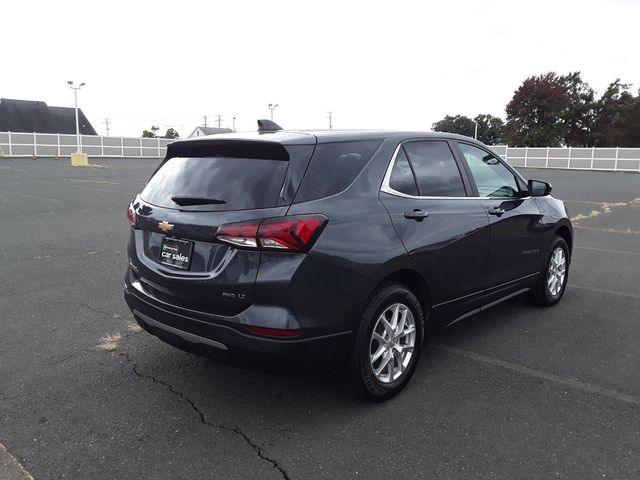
[547,247,567,296]
[369,303,416,383]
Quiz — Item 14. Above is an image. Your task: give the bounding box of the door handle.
[404,209,429,221]
[487,207,505,216]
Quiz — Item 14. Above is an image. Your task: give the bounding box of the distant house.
[0,98,97,135]
[189,126,234,138]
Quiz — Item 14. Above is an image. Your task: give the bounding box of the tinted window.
[403,141,466,197]
[140,156,288,211]
[276,144,315,205]
[294,140,382,203]
[458,143,519,197]
[389,147,419,196]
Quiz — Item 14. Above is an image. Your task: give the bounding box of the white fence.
[1,131,639,171]
[0,131,173,158]
[491,145,640,172]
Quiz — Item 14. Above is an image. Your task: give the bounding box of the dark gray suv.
[124,128,572,400]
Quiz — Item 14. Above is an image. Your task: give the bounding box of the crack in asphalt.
[50,330,139,364]
[48,299,122,322]
[50,348,91,365]
[121,352,291,480]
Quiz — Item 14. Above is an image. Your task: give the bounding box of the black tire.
[347,283,425,401]
[527,235,570,306]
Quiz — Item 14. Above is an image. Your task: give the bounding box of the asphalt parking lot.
[1,157,639,479]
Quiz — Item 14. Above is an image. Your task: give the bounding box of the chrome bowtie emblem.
[158,221,174,233]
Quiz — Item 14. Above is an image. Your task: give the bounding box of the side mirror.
[528,179,552,197]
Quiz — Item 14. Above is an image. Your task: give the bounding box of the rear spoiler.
[164,139,290,161]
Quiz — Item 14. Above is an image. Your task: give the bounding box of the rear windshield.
[140,156,289,211]
[294,140,382,203]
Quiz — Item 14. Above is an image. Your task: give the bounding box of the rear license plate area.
[159,237,194,270]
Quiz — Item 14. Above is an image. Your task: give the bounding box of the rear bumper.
[124,270,351,361]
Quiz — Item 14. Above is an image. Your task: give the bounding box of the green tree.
[473,114,505,144]
[562,72,596,147]
[432,114,505,144]
[591,80,637,147]
[142,125,159,138]
[621,92,640,147]
[505,71,640,147]
[432,115,475,137]
[163,128,180,139]
[505,72,569,147]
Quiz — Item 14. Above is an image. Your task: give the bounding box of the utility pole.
[474,120,478,140]
[232,117,236,132]
[327,111,333,129]
[203,115,208,127]
[215,114,223,128]
[103,118,111,136]
[268,103,278,121]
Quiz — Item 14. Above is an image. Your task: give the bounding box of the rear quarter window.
[294,140,382,203]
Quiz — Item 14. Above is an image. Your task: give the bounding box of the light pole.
[232,117,236,132]
[67,81,86,152]
[473,120,478,140]
[268,103,278,121]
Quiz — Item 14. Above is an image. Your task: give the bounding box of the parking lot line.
[0,442,35,480]
[434,344,640,408]
[574,225,640,235]
[565,200,611,205]
[575,246,640,256]
[28,177,137,196]
[569,284,640,300]
[0,188,62,203]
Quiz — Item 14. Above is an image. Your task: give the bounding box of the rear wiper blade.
[171,196,226,206]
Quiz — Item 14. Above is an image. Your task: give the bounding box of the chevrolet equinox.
[124,124,573,400]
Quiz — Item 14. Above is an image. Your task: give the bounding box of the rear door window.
[402,141,466,197]
[140,156,289,211]
[388,147,419,196]
[294,140,382,203]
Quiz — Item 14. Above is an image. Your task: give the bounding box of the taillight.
[214,221,259,249]
[214,215,328,253]
[127,203,137,225]
[247,325,301,338]
[259,215,327,251]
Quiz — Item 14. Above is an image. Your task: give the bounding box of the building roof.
[191,126,234,137]
[0,98,97,135]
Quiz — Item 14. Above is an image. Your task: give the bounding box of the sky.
[3,0,639,137]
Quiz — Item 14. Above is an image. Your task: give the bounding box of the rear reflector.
[127,203,137,224]
[214,215,328,253]
[247,325,301,338]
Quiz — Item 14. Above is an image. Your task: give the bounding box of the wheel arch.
[554,224,573,254]
[371,268,432,321]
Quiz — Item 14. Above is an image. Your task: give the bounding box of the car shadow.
[123,294,540,415]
